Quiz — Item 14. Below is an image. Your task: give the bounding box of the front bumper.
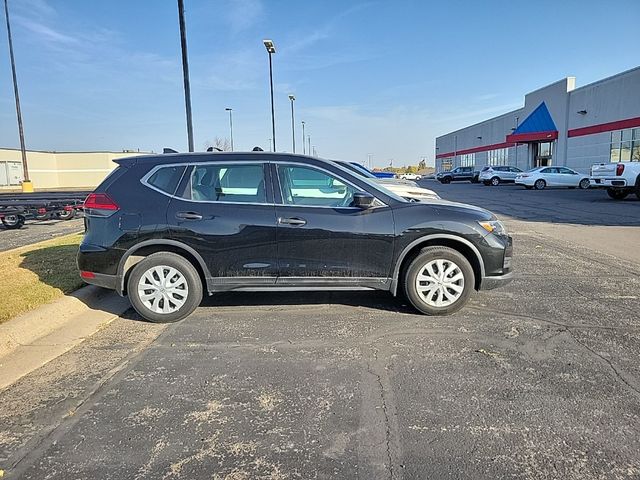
[480,271,514,290]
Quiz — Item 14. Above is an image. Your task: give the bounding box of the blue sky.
[0,0,638,167]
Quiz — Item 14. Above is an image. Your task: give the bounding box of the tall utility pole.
[301,121,306,154]
[307,135,311,156]
[3,0,29,184]
[288,94,296,153]
[263,40,276,152]
[225,108,234,151]
[177,0,194,152]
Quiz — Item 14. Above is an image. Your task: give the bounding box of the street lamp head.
[263,39,276,54]
[288,94,295,101]
[225,107,232,111]
[301,120,305,125]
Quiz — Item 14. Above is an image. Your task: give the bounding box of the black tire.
[490,176,500,186]
[57,209,76,220]
[606,188,628,200]
[1,215,26,229]
[403,246,475,316]
[127,252,203,323]
[534,179,546,190]
[579,178,590,190]
[441,177,451,184]
[482,181,490,186]
[635,176,640,200]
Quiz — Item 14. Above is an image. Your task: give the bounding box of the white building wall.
[435,67,640,174]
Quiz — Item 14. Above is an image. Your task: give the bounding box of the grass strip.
[0,233,84,324]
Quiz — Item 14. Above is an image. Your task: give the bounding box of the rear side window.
[146,166,186,194]
[186,164,266,203]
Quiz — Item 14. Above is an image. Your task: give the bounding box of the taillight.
[84,193,119,211]
[616,163,625,176]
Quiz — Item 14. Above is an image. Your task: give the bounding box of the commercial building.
[435,66,640,174]
[0,148,149,190]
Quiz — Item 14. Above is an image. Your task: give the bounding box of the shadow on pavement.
[200,290,416,314]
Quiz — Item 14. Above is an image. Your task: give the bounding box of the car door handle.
[176,211,203,220]
[278,217,306,226]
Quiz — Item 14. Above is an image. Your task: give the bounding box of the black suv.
[436,166,479,184]
[78,153,513,322]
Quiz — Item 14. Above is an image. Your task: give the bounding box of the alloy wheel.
[415,259,465,307]
[137,265,189,314]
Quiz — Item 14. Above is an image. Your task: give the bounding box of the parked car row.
[435,161,640,199]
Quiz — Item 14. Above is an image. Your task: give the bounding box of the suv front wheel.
[128,252,203,323]
[404,246,475,315]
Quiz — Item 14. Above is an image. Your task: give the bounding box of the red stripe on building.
[505,131,558,143]
[568,116,640,138]
[436,141,515,159]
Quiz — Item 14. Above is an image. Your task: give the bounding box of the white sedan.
[515,166,591,190]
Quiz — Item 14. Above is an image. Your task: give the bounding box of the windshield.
[330,161,408,203]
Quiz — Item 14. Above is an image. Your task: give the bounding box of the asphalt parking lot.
[0,218,84,252]
[1,185,639,479]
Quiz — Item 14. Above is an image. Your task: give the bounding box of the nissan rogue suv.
[78,152,513,322]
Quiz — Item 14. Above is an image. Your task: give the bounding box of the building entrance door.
[533,141,553,167]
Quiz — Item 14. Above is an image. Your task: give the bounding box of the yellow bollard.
[21,180,34,193]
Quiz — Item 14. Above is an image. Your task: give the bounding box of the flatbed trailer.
[0,191,90,229]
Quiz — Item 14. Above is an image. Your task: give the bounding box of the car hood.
[381,182,440,199]
[415,198,494,220]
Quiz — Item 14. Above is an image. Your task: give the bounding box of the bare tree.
[204,137,231,151]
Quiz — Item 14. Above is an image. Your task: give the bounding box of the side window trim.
[273,161,386,209]
[143,161,274,206]
[140,164,188,197]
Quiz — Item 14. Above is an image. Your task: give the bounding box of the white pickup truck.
[590,162,640,200]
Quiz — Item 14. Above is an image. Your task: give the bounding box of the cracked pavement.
[1,185,639,479]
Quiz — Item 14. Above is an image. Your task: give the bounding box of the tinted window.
[147,166,186,194]
[540,168,553,174]
[188,164,266,203]
[278,165,358,207]
[510,167,522,172]
[481,166,491,172]
[558,167,575,174]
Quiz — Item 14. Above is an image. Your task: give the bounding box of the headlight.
[478,220,507,236]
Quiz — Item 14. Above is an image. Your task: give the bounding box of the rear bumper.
[590,178,628,188]
[80,272,118,290]
[480,271,514,290]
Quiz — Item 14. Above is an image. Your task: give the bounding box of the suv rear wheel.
[490,176,500,186]
[128,252,203,323]
[1,214,25,229]
[404,246,475,315]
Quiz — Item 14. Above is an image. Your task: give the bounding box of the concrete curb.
[0,285,131,389]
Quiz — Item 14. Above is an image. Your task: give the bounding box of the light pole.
[367,153,373,169]
[513,116,519,169]
[177,0,194,152]
[307,134,311,156]
[288,94,296,153]
[301,121,306,154]
[263,39,276,152]
[3,0,30,190]
[225,108,234,151]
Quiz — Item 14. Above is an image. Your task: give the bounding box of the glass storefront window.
[610,144,621,162]
[632,143,640,162]
[621,129,632,142]
[620,142,632,161]
[538,142,552,157]
[611,131,622,143]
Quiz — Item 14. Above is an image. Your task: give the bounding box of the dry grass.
[0,233,84,323]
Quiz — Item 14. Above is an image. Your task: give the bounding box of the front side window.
[188,163,266,203]
[277,165,358,207]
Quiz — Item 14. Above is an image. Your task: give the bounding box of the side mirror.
[353,192,375,209]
